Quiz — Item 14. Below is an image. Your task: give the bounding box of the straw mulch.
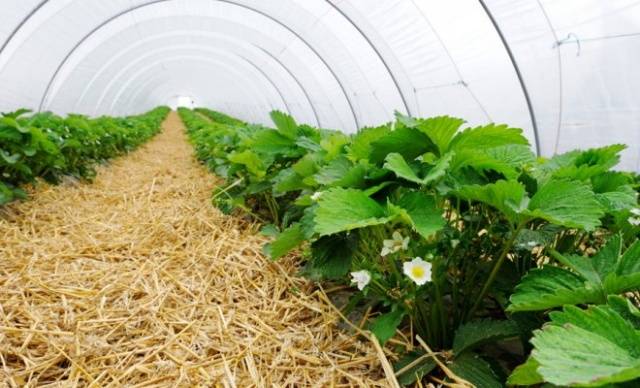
[0,112,399,387]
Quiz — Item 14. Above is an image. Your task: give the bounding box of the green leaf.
[392,192,445,239]
[0,150,21,165]
[272,169,308,195]
[485,144,536,167]
[450,149,520,179]
[524,179,604,231]
[449,123,529,152]
[369,308,405,344]
[313,188,392,236]
[597,186,638,213]
[608,296,640,329]
[605,239,640,295]
[508,266,601,312]
[532,305,640,387]
[320,132,350,161]
[270,110,298,139]
[593,172,637,212]
[369,126,432,164]
[394,351,437,385]
[291,154,319,177]
[452,319,520,355]
[384,152,453,185]
[228,150,266,178]
[307,234,356,279]
[346,124,390,162]
[250,129,300,157]
[448,353,502,388]
[512,236,640,312]
[295,136,322,152]
[383,152,422,184]
[313,157,366,188]
[410,115,465,154]
[259,224,279,237]
[553,235,622,287]
[508,357,544,386]
[553,145,627,181]
[455,180,527,224]
[263,224,305,260]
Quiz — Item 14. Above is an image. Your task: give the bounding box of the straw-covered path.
[0,112,391,387]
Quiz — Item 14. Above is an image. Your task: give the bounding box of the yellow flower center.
[411,266,425,278]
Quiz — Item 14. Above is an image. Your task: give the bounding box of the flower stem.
[465,221,525,321]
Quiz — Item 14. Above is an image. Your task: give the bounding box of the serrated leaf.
[314,157,365,188]
[593,173,638,212]
[263,224,305,260]
[552,144,627,181]
[270,110,298,139]
[250,129,300,157]
[346,124,390,162]
[383,152,422,184]
[369,308,405,344]
[369,126,432,164]
[392,192,445,239]
[384,152,453,185]
[320,132,350,161]
[228,150,266,178]
[508,357,544,386]
[608,296,640,329]
[449,123,529,152]
[605,239,640,295]
[412,115,465,154]
[485,144,536,167]
[450,149,520,179]
[508,266,601,312]
[448,353,502,388]
[553,235,622,286]
[524,179,604,231]
[452,319,520,355]
[532,305,640,386]
[307,234,355,279]
[295,136,322,152]
[314,188,392,236]
[597,186,638,213]
[455,180,527,224]
[272,169,307,196]
[291,154,318,177]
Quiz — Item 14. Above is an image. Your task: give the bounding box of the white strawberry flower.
[630,208,640,216]
[310,191,323,201]
[380,231,410,256]
[403,257,432,286]
[629,217,640,226]
[350,270,371,291]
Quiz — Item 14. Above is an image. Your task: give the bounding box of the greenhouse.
[0,0,639,386]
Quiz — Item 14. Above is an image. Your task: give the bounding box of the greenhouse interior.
[1,0,639,386]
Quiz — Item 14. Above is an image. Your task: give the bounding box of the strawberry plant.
[180,107,640,387]
[0,107,169,205]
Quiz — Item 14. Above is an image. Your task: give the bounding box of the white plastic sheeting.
[0,0,638,170]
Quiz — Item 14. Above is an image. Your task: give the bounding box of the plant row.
[179,106,640,387]
[0,107,170,205]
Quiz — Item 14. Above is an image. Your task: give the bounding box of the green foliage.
[509,235,640,312]
[314,188,392,236]
[179,107,640,387]
[512,305,640,387]
[452,319,520,355]
[369,308,406,344]
[0,107,169,205]
[263,223,306,260]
